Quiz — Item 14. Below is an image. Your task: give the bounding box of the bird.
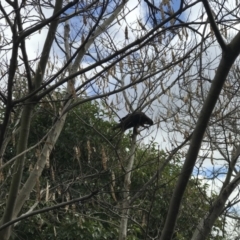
[113,112,153,135]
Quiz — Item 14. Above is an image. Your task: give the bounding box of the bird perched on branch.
[113,112,153,135]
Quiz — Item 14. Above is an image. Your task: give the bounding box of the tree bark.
[118,133,137,240]
[160,31,240,240]
[0,1,63,238]
[0,105,33,240]
[191,174,240,240]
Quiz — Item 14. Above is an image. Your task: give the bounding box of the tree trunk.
[160,31,240,240]
[118,133,137,240]
[191,173,240,240]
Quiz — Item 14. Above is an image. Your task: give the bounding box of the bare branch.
[202,0,227,51]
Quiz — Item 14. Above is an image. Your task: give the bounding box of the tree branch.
[0,191,98,231]
[12,1,200,105]
[160,30,240,240]
[202,0,226,51]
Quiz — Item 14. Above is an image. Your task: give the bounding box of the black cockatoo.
[113,112,153,134]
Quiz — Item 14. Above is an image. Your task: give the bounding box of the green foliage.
[4,100,225,239]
